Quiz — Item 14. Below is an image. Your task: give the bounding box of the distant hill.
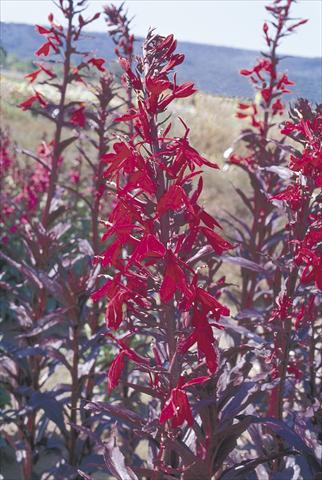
[1,22,321,102]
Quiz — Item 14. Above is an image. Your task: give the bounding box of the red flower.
[88,57,106,72]
[261,87,271,103]
[157,185,193,217]
[160,376,209,427]
[160,53,185,74]
[199,226,233,255]
[271,184,304,210]
[160,387,193,428]
[299,249,322,291]
[240,68,253,76]
[196,287,230,319]
[129,233,166,266]
[179,314,219,373]
[160,252,193,303]
[158,80,196,111]
[36,25,52,35]
[25,69,41,83]
[238,102,250,110]
[120,170,155,195]
[39,64,56,78]
[102,141,133,178]
[19,91,47,110]
[70,106,86,128]
[272,98,284,115]
[107,336,150,392]
[25,65,55,84]
[277,73,295,92]
[146,75,171,113]
[100,240,122,268]
[173,81,196,99]
[119,57,142,90]
[107,350,127,392]
[35,41,56,57]
[165,137,219,177]
[236,112,248,119]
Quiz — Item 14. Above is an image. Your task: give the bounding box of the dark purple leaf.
[84,401,144,428]
[221,382,257,421]
[30,391,66,434]
[247,416,322,472]
[104,441,138,480]
[221,255,267,274]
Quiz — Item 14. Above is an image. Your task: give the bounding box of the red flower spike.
[91,29,233,443]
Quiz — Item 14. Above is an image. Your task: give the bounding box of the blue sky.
[1,0,321,57]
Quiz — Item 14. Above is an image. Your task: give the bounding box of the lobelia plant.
[224,0,308,313]
[265,99,322,475]
[84,29,240,479]
[223,0,322,476]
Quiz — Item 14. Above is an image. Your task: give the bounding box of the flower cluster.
[275,101,322,291]
[0,132,50,241]
[267,99,321,424]
[93,31,232,440]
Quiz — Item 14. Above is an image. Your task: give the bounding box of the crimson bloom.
[35,40,59,57]
[107,336,150,392]
[36,24,52,35]
[88,57,106,72]
[160,376,209,428]
[102,141,133,178]
[271,184,304,210]
[160,252,193,303]
[157,185,193,217]
[70,106,86,128]
[199,226,233,255]
[25,69,42,83]
[19,91,48,110]
[128,233,166,266]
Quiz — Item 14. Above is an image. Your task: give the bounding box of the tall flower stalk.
[91,30,236,477]
[226,0,308,312]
